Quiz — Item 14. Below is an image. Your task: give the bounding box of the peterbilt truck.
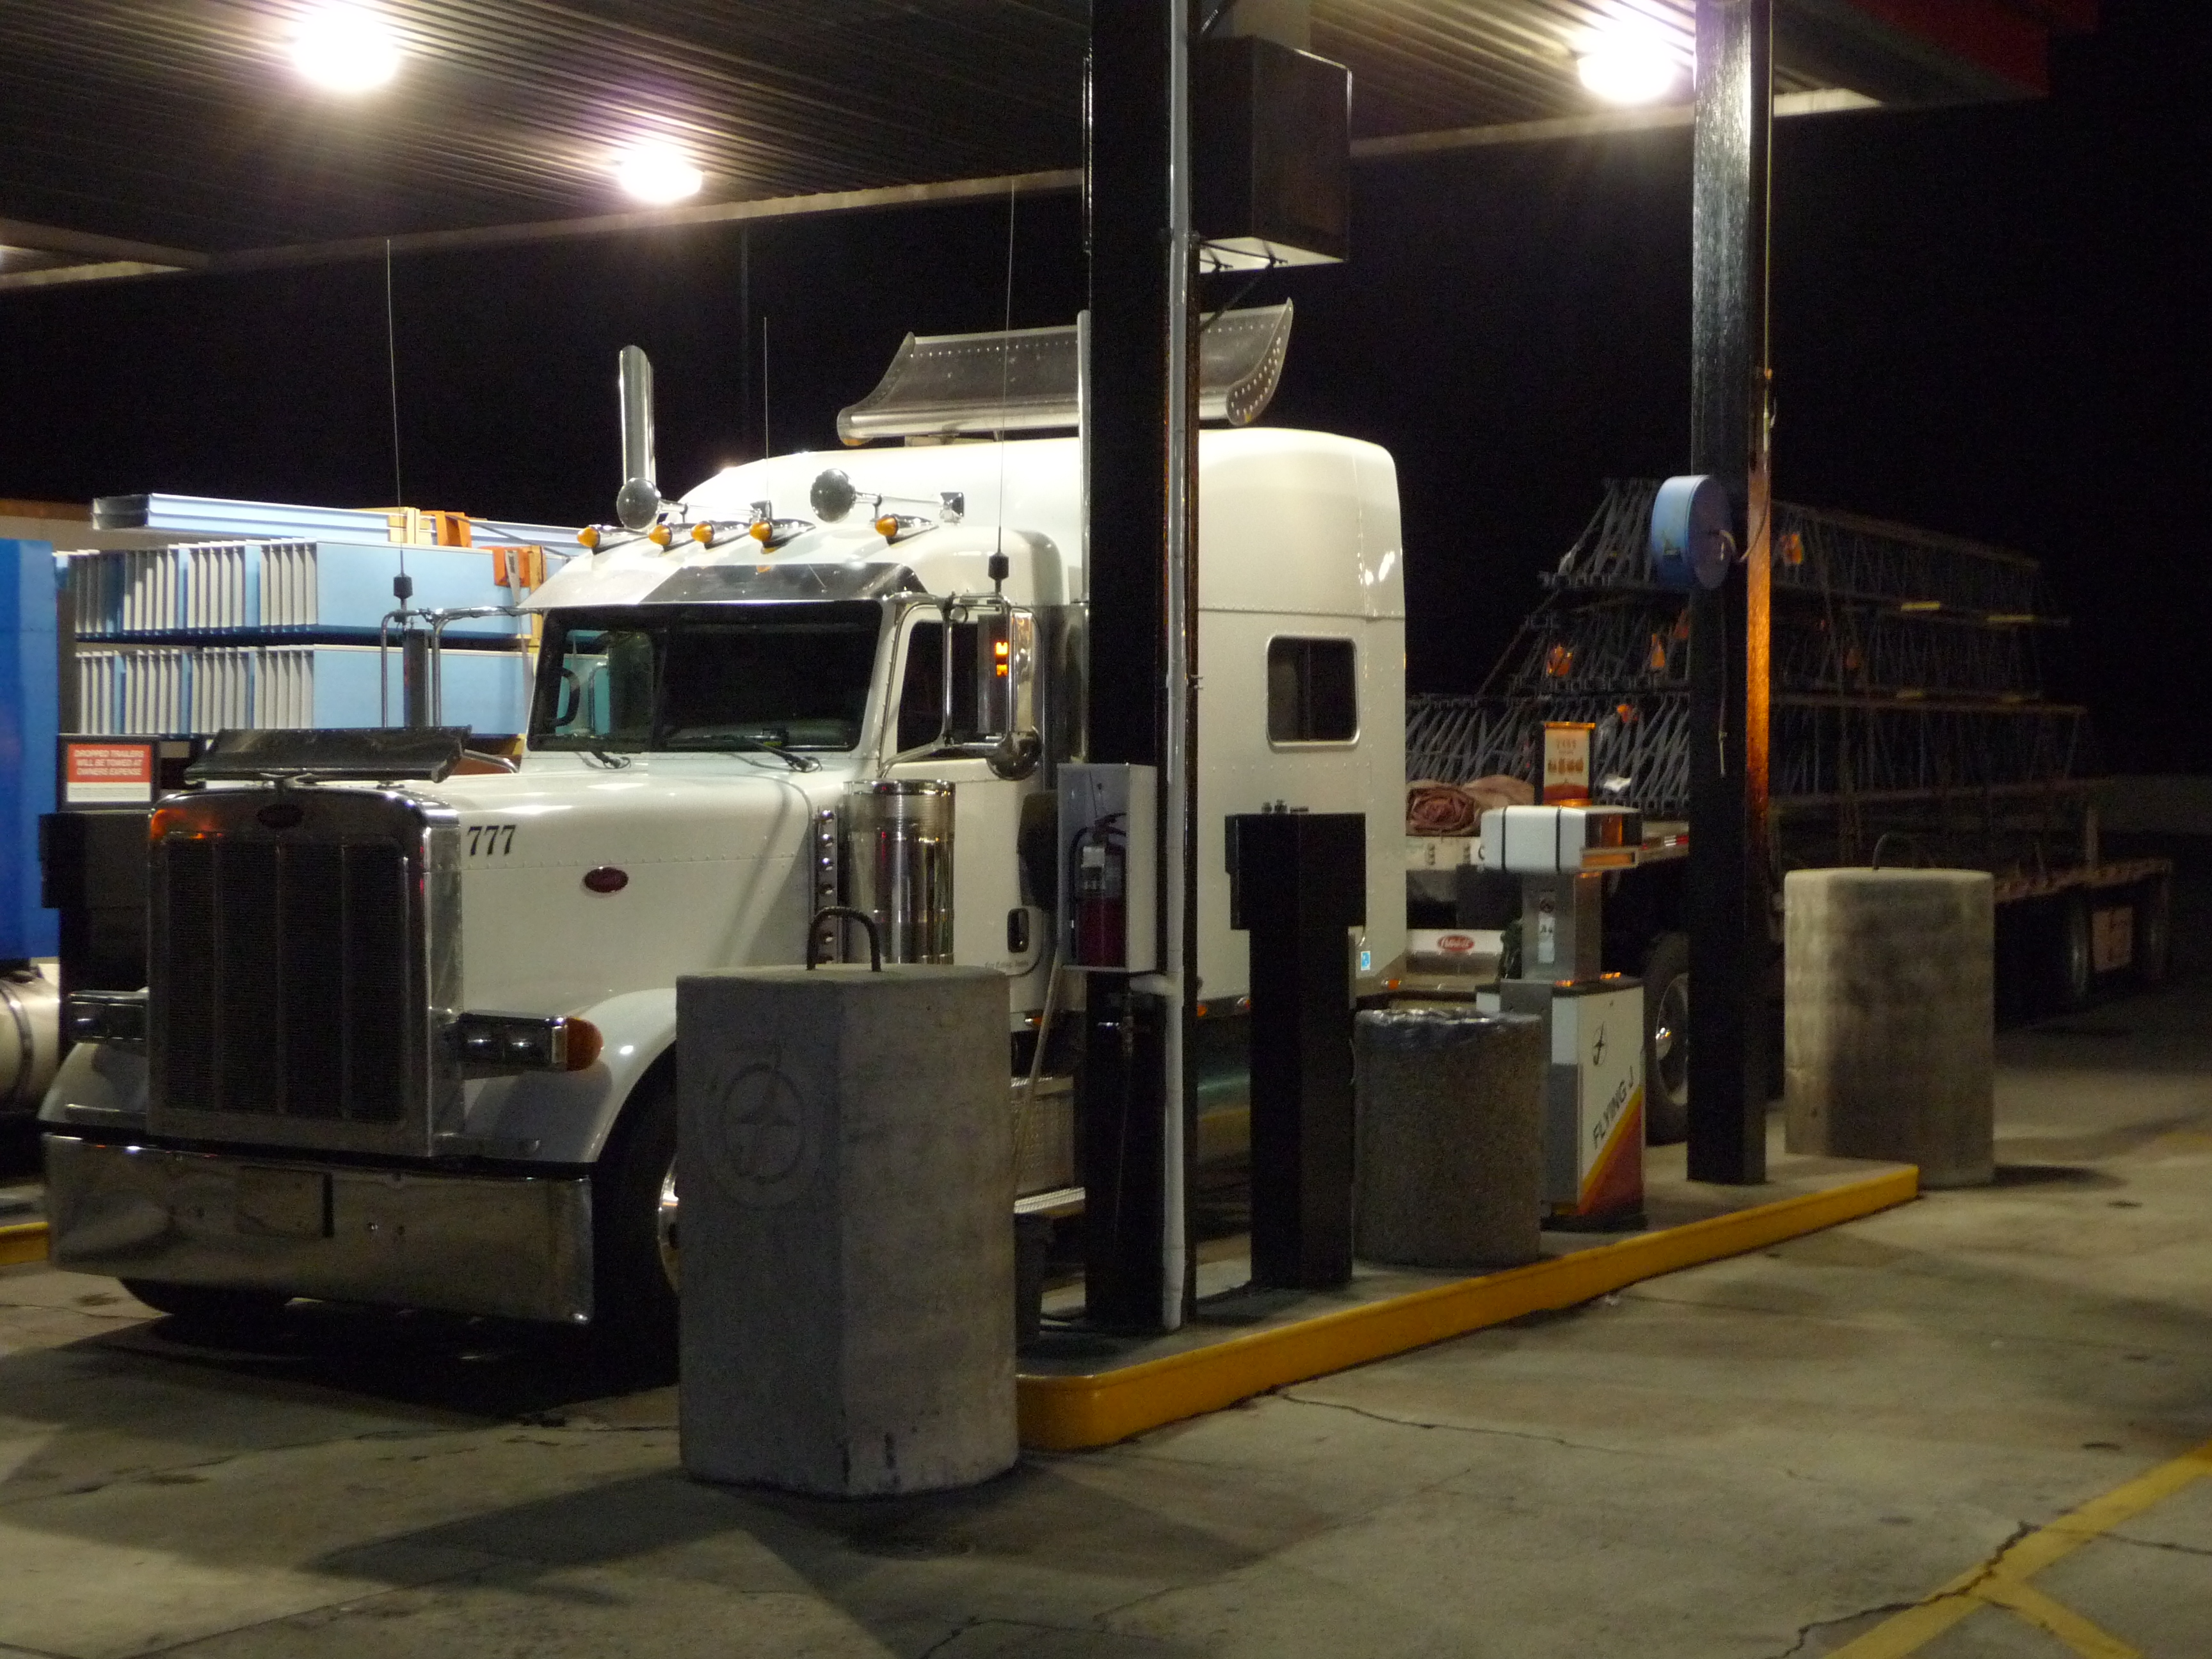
[39,337,1409,1346]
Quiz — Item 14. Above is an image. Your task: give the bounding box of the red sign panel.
[64,742,155,805]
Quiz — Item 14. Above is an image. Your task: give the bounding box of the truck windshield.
[530,602,883,753]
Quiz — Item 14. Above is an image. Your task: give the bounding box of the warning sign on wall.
[63,742,155,805]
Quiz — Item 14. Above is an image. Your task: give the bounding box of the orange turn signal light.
[748,520,773,542]
[562,1017,604,1073]
[875,515,899,539]
[691,523,713,543]
[577,525,600,549]
[647,524,673,547]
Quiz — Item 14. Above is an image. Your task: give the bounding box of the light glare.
[1576,20,1681,105]
[289,4,401,93]
[616,143,705,205]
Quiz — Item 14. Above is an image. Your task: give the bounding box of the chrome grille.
[147,787,456,1154]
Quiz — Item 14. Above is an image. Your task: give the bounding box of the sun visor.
[643,561,924,604]
[835,301,1292,445]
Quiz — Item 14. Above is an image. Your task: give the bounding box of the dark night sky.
[2,0,2205,769]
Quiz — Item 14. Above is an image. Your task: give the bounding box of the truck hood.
[427,753,842,1014]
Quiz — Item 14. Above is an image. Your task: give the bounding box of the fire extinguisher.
[1070,812,1127,967]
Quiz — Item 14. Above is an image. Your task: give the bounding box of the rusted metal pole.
[1687,0,1774,1183]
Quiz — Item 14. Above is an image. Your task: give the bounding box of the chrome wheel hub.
[655,1159,680,1292]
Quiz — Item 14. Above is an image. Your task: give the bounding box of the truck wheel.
[2134,878,2173,988]
[118,1279,290,1329]
[1641,933,1691,1145]
[2049,893,2094,1014]
[591,1066,680,1370]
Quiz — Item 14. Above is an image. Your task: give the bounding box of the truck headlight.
[451,1013,603,1075]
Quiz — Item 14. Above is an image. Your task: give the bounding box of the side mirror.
[988,728,1043,781]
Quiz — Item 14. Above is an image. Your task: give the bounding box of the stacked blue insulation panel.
[68,540,532,737]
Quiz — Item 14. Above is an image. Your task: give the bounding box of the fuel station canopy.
[0,1,2093,293]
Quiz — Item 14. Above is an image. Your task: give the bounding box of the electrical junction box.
[1502,977,1645,1226]
[1057,764,1157,974]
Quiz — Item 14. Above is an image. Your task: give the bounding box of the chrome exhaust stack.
[614,344,661,531]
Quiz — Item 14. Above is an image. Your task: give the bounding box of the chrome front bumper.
[43,1135,594,1323]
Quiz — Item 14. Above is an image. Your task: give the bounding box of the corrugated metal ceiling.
[0,1,2085,277]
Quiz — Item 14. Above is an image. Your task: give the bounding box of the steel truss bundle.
[1549,479,2047,616]
[1412,481,2092,840]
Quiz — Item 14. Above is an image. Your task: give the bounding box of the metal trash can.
[1354,1007,1546,1270]
[1784,867,1995,1187]
[677,919,1014,1495]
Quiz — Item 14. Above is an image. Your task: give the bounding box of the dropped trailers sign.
[64,742,154,805]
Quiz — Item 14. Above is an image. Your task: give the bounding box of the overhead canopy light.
[289,4,401,93]
[1576,15,1685,106]
[616,142,705,205]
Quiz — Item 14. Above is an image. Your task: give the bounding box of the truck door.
[886,606,1046,987]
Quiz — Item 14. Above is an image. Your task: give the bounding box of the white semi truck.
[39,328,1412,1346]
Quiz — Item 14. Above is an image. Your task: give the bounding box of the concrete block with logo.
[676,963,1016,1495]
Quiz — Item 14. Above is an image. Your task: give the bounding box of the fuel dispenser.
[1486,805,1647,1229]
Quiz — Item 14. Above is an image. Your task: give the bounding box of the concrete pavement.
[1,981,2208,1658]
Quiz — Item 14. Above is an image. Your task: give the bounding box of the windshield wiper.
[690,733,822,772]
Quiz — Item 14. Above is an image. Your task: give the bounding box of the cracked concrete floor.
[3,982,2211,1659]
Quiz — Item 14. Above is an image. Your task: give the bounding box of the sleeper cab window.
[1267,636,1358,744]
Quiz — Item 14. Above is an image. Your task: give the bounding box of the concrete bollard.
[1354,1008,1546,1269]
[1783,869,1995,1188]
[677,962,1016,1495]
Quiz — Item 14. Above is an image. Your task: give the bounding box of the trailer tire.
[119,1280,290,1329]
[591,1063,680,1372]
[2049,892,2094,1014]
[1641,932,1691,1145]
[2134,878,2172,989]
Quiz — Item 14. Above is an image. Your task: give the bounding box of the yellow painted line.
[1980,1582,2138,1659]
[0,1221,49,1268]
[1827,1436,2212,1658]
[1016,1165,1919,1450]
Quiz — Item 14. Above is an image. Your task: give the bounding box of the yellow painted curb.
[0,1221,50,1269]
[1016,1166,1919,1450]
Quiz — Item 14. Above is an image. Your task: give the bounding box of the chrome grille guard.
[145,784,461,1157]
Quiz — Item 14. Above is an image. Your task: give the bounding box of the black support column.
[1081,0,1194,1331]
[1686,0,1773,1185]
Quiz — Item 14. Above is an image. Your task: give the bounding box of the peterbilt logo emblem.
[1437,933,1475,954]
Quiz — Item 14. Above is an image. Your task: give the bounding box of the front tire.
[591,1066,680,1369]
[1641,932,1691,1145]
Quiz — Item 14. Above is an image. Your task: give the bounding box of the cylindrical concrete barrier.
[677,961,1016,1495]
[1783,868,1995,1187]
[1354,1008,1546,1269]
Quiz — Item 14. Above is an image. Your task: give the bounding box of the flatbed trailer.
[1401,481,2174,1136]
